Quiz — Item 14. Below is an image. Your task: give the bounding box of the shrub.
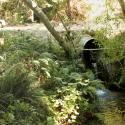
[0,63,32,97]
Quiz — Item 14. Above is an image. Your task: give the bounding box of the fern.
[0,63,32,97]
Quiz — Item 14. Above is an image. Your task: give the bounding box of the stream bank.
[91,89,125,125]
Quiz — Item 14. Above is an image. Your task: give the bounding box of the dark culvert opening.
[80,35,101,70]
[80,35,123,86]
[83,39,100,69]
[80,35,108,81]
[82,37,114,82]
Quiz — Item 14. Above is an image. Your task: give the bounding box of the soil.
[0,23,84,38]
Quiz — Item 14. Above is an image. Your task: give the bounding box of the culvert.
[79,35,122,83]
[80,34,102,69]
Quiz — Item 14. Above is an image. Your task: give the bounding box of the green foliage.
[0,93,48,125]
[0,32,103,124]
[95,29,125,64]
[48,86,82,125]
[35,0,67,19]
[1,0,30,24]
[0,63,32,97]
[94,0,125,65]
[93,6,125,88]
[94,28,123,85]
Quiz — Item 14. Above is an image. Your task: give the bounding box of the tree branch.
[22,0,69,55]
[118,0,125,17]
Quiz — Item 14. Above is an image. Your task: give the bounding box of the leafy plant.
[1,0,30,24]
[0,63,32,97]
[0,32,103,125]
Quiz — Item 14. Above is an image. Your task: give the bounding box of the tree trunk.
[66,0,73,20]
[118,0,125,17]
[22,0,69,55]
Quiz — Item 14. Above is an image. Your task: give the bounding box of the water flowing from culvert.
[95,89,125,125]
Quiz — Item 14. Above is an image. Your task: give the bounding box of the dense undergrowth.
[94,29,125,88]
[0,32,103,125]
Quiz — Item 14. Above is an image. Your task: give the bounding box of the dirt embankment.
[0,23,84,38]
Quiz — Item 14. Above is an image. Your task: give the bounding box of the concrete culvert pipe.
[79,34,123,83]
[80,34,102,69]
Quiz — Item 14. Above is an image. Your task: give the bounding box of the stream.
[95,89,125,125]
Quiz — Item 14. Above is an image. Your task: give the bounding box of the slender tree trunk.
[118,0,125,17]
[66,0,72,20]
[22,0,69,55]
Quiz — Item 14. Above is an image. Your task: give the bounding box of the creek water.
[95,89,125,125]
